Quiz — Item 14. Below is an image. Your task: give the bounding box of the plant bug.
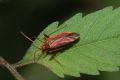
[20,31,80,56]
[42,32,80,54]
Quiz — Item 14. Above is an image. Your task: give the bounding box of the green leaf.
[19,6,120,77]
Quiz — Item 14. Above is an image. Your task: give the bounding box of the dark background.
[0,0,120,80]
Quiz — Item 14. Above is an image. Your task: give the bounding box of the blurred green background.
[0,0,120,80]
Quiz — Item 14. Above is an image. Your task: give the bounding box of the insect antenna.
[20,31,34,42]
[20,31,42,49]
[20,31,44,62]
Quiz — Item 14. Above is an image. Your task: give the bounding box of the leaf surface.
[19,6,120,77]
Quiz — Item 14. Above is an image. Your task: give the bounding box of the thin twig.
[0,56,25,80]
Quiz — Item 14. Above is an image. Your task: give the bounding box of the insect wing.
[49,32,80,49]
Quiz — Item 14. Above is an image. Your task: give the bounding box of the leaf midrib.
[81,33,120,46]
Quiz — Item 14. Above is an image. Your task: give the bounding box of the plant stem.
[0,56,25,80]
[12,61,34,68]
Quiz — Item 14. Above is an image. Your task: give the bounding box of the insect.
[42,32,80,53]
[20,31,80,60]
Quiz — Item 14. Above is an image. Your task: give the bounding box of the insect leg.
[48,47,67,60]
[54,58,63,68]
